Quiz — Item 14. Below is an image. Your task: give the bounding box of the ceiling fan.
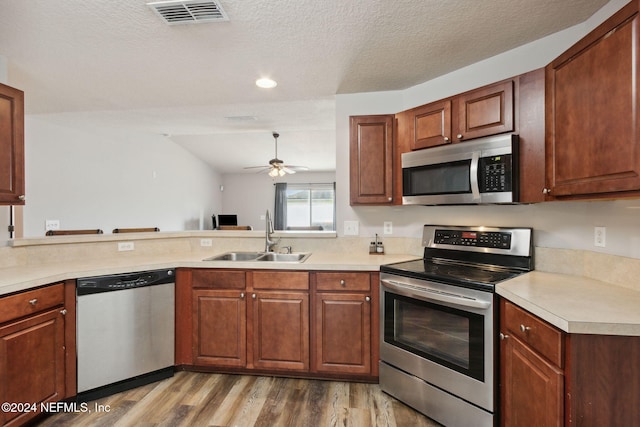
[244,132,309,177]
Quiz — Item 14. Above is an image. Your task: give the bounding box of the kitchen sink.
[255,252,311,262]
[203,251,311,263]
[203,252,263,261]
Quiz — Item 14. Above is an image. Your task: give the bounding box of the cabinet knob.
[499,332,509,341]
[542,188,552,195]
[18,195,25,201]
[388,197,392,202]
[365,296,371,302]
[252,293,257,299]
[60,309,67,315]
[240,292,245,299]
[29,298,38,305]
[457,134,463,139]
[443,136,450,142]
[340,280,346,286]
[520,324,531,333]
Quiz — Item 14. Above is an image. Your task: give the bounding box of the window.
[274,183,335,231]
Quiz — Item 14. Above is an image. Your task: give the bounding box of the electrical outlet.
[200,238,213,247]
[344,220,359,236]
[118,242,135,251]
[45,220,60,231]
[594,227,606,247]
[383,221,393,235]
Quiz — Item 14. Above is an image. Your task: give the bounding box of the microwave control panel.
[478,154,512,192]
[434,229,511,249]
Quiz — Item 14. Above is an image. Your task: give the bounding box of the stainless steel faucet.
[265,209,280,252]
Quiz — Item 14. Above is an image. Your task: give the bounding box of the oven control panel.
[434,229,511,249]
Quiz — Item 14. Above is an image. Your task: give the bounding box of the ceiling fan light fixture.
[256,78,277,89]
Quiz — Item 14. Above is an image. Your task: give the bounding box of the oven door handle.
[381,279,491,309]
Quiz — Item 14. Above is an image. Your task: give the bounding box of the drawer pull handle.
[520,324,531,333]
[29,298,38,305]
[340,280,346,286]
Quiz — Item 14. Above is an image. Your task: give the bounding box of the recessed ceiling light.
[256,78,277,89]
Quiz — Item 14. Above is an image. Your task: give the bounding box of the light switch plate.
[344,220,359,236]
[594,227,606,247]
[118,242,135,251]
[45,219,60,231]
[384,221,393,235]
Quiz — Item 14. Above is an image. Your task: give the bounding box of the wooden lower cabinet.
[500,299,640,426]
[501,330,563,427]
[0,284,69,427]
[314,292,371,375]
[181,268,378,380]
[251,291,309,371]
[192,289,247,367]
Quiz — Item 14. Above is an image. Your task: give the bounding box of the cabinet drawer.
[252,271,309,290]
[315,272,371,291]
[191,269,246,289]
[503,300,564,367]
[0,283,64,325]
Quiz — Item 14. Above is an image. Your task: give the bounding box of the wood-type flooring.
[35,371,441,427]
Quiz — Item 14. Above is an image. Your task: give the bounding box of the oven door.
[380,273,495,412]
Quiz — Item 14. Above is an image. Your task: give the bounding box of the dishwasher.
[76,269,175,401]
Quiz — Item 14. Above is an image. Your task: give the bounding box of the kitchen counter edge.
[496,271,640,336]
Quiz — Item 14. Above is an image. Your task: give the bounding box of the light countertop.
[0,251,417,297]
[496,271,640,336]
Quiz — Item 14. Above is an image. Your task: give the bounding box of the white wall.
[22,116,222,236]
[336,0,640,259]
[221,172,336,230]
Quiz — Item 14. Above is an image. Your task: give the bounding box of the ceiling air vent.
[147,0,229,25]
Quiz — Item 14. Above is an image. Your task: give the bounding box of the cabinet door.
[546,1,640,198]
[456,80,514,141]
[0,309,65,426]
[314,293,371,375]
[410,99,452,150]
[0,83,24,205]
[192,289,246,367]
[349,115,394,205]
[251,291,309,371]
[501,335,563,427]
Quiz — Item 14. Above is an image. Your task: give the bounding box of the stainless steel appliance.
[76,269,175,401]
[402,134,519,205]
[380,225,533,427]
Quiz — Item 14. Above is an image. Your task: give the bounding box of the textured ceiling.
[0,0,609,173]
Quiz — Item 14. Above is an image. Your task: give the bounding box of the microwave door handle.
[381,279,491,309]
[470,151,481,201]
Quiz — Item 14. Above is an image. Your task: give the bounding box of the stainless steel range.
[379,225,533,427]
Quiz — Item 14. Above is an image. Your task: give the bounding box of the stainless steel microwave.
[402,134,519,205]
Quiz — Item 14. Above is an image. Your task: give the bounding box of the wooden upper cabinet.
[410,99,452,149]
[455,80,514,142]
[546,0,640,198]
[400,79,515,151]
[349,115,394,205]
[0,83,25,205]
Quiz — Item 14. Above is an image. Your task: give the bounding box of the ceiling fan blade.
[281,167,296,174]
[283,165,309,171]
[243,165,270,169]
